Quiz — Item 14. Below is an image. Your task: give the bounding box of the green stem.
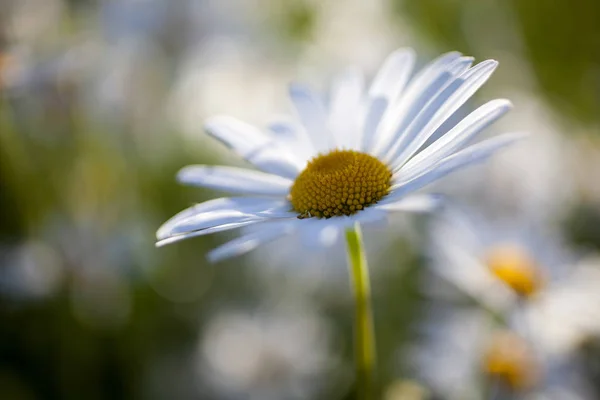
[345,223,376,400]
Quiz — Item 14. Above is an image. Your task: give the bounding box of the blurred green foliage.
[270,0,317,42]
[393,0,600,127]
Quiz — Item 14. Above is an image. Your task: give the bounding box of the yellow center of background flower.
[486,244,543,297]
[289,150,392,218]
[483,331,538,391]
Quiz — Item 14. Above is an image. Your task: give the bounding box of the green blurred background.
[1,0,600,399]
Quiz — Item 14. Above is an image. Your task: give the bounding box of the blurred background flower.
[412,206,600,398]
[2,0,600,399]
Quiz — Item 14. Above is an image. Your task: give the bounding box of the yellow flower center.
[486,244,543,297]
[483,331,538,391]
[289,150,392,218]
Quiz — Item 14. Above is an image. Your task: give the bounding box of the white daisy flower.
[427,206,600,354]
[409,306,594,400]
[427,206,571,311]
[156,49,522,261]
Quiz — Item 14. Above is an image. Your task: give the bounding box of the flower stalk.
[345,223,376,400]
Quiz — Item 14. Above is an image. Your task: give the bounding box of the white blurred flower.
[419,207,600,397]
[197,306,336,400]
[523,259,600,356]
[426,206,575,312]
[409,305,594,400]
[157,50,521,261]
[408,307,493,400]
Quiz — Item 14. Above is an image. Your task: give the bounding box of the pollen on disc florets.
[289,149,392,218]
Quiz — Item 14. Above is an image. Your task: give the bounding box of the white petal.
[299,219,343,248]
[156,197,291,240]
[352,207,389,225]
[177,165,293,196]
[205,116,304,179]
[385,60,499,168]
[292,207,389,248]
[205,115,269,156]
[385,132,526,202]
[161,203,294,240]
[160,210,262,241]
[207,222,294,262]
[246,142,305,179]
[156,220,264,247]
[398,99,512,179]
[376,194,443,213]
[328,67,365,149]
[430,235,513,312]
[170,209,252,234]
[268,119,299,140]
[397,52,464,106]
[361,97,388,152]
[289,83,331,152]
[268,119,314,161]
[368,53,469,156]
[385,56,474,149]
[368,48,416,101]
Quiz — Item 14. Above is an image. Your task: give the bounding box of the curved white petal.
[329,67,365,149]
[294,207,389,248]
[385,132,526,202]
[156,220,265,247]
[397,52,464,107]
[267,119,314,161]
[368,48,416,101]
[156,197,292,240]
[169,210,254,235]
[205,116,303,179]
[289,83,331,152]
[385,60,499,168]
[376,194,443,213]
[298,218,343,248]
[352,207,389,225]
[245,142,305,179]
[368,53,470,156]
[159,210,293,245]
[397,99,512,179]
[207,222,294,262]
[178,165,293,196]
[268,119,300,141]
[361,97,388,152]
[205,115,269,156]
[430,233,514,312]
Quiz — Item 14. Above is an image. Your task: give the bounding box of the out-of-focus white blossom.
[409,305,595,400]
[197,306,338,400]
[416,207,600,398]
[426,206,575,312]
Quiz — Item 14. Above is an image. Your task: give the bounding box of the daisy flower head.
[410,306,594,399]
[157,49,522,261]
[427,206,571,310]
[427,206,600,353]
